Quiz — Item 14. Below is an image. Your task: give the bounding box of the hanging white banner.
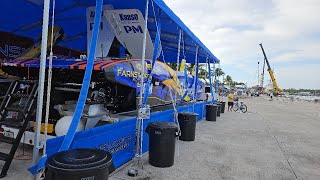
[105,9,155,59]
[87,4,115,58]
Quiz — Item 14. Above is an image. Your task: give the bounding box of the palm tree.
[215,68,224,77]
[233,81,245,86]
[197,65,208,84]
[166,63,178,70]
[186,64,195,75]
[225,75,232,86]
[215,67,225,84]
[166,63,195,75]
[166,63,210,84]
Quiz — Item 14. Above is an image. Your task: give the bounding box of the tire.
[233,104,239,112]
[240,104,247,113]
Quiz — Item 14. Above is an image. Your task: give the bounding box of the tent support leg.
[207,57,215,103]
[129,0,149,177]
[32,0,50,179]
[193,46,199,112]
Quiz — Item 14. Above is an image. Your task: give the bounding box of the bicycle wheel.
[233,104,239,112]
[240,104,247,113]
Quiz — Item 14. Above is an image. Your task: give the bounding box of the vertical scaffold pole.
[175,29,182,102]
[132,0,149,175]
[32,0,50,179]
[193,46,199,112]
[207,57,214,102]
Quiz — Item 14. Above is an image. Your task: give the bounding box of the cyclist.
[227,90,234,111]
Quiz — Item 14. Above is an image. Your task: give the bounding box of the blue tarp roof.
[0,0,220,64]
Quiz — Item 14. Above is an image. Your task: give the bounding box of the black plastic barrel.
[46,148,113,180]
[206,104,218,121]
[146,122,178,167]
[220,102,226,113]
[178,112,198,141]
[216,103,221,117]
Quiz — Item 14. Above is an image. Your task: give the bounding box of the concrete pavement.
[110,96,320,180]
[1,96,320,179]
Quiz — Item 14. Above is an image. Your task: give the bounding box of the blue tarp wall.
[46,101,209,168]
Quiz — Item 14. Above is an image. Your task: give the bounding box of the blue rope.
[59,0,103,151]
[28,0,103,175]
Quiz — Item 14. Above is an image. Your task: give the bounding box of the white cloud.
[163,0,320,89]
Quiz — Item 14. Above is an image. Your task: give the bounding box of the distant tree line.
[284,88,319,95]
[166,63,244,87]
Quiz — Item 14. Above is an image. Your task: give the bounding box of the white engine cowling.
[55,116,85,136]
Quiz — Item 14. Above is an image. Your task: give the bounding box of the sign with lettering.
[0,32,33,60]
[87,5,115,58]
[105,9,155,59]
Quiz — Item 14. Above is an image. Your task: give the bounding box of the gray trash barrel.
[206,104,218,121]
[146,122,178,167]
[217,103,221,117]
[178,112,198,141]
[220,101,226,113]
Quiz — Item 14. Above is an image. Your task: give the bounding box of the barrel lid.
[178,112,199,116]
[206,104,218,107]
[47,148,112,173]
[147,122,178,130]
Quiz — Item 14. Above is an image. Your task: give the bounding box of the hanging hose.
[153,15,182,155]
[168,87,181,156]
[173,30,182,156]
[174,30,182,104]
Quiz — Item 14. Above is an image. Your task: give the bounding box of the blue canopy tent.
[0,0,219,64]
[0,0,221,177]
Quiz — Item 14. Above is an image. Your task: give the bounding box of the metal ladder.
[0,80,38,178]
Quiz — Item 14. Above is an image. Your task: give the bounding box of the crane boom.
[260,57,266,90]
[259,43,283,94]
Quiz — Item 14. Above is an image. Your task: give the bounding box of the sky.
[163,0,320,89]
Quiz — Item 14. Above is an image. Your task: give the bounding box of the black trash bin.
[178,112,198,141]
[216,103,221,117]
[220,102,226,113]
[206,104,218,121]
[46,148,113,180]
[146,122,178,167]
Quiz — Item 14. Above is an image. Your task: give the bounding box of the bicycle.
[233,100,247,113]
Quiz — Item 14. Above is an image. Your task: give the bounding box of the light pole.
[257,61,260,87]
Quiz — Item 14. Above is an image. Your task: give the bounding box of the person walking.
[227,91,234,111]
[270,92,273,101]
